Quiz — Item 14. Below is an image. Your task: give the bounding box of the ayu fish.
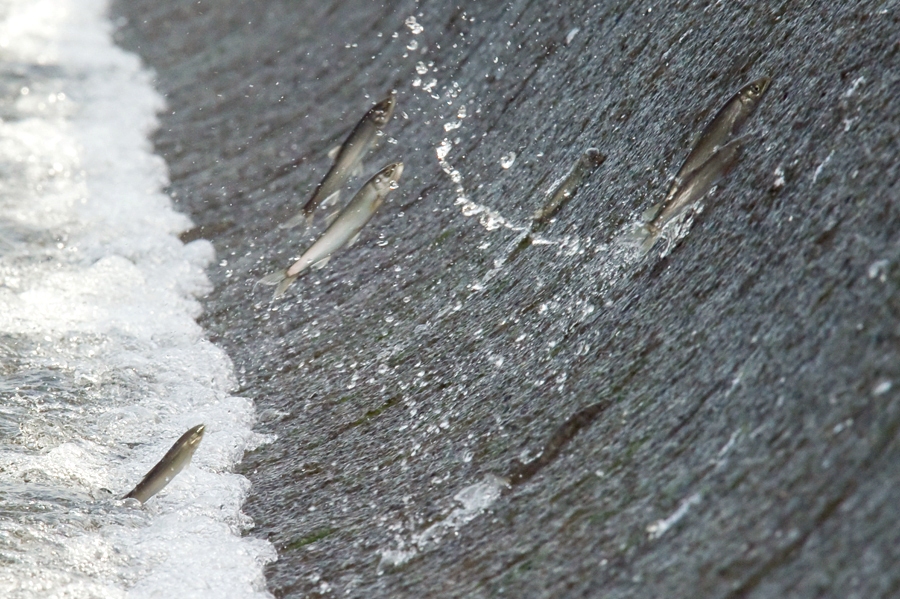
[123,424,205,504]
[281,94,397,229]
[661,77,770,206]
[532,148,606,227]
[261,162,404,298]
[640,137,745,254]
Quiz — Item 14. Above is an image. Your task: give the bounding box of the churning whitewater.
[0,0,274,597]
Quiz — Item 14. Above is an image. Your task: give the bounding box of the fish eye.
[750,84,760,94]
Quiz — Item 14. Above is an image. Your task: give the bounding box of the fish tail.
[628,223,661,256]
[258,269,289,286]
[273,274,299,299]
[279,211,310,230]
[257,269,299,298]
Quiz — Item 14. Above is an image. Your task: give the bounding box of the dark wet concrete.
[112,0,900,597]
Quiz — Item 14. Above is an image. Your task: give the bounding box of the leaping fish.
[639,137,745,255]
[532,148,606,228]
[261,162,404,298]
[281,93,397,229]
[661,77,770,206]
[123,424,205,504]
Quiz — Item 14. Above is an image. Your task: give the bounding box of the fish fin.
[311,256,331,270]
[717,135,749,160]
[324,208,341,227]
[625,223,660,257]
[258,269,288,286]
[320,190,341,210]
[273,274,299,299]
[327,144,342,160]
[279,212,310,230]
[344,231,362,249]
[638,224,661,256]
[641,202,662,222]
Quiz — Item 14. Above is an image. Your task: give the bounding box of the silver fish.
[281,94,396,229]
[640,137,745,254]
[661,77,770,206]
[532,148,606,226]
[123,424,205,504]
[261,162,404,298]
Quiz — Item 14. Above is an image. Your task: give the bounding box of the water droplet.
[405,16,424,35]
[873,380,893,396]
[461,202,482,217]
[500,152,516,169]
[415,61,429,75]
[868,259,889,282]
[436,139,452,161]
[407,39,419,51]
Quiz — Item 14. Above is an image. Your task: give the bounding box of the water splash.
[377,475,507,571]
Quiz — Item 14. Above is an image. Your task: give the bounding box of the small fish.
[261,162,404,298]
[640,137,745,254]
[123,424,205,504]
[532,148,606,227]
[661,77,770,206]
[506,402,608,485]
[281,94,397,229]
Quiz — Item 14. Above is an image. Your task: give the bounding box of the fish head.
[371,162,404,195]
[186,424,206,447]
[369,93,397,127]
[741,76,771,104]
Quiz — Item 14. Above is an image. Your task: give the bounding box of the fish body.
[662,77,770,205]
[123,424,205,504]
[282,94,396,229]
[532,148,606,226]
[641,137,745,254]
[261,162,404,298]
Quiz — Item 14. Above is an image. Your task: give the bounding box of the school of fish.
[119,78,769,506]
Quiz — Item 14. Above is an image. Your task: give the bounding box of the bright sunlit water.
[0,0,274,596]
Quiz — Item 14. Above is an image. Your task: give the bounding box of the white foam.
[0,0,275,597]
[378,475,507,570]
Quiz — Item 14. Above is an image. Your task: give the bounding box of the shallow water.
[112,0,900,597]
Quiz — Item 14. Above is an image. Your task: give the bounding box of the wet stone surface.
[112,0,900,597]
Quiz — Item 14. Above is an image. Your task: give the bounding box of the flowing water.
[4,0,900,597]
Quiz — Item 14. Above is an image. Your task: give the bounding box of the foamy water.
[0,0,275,597]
